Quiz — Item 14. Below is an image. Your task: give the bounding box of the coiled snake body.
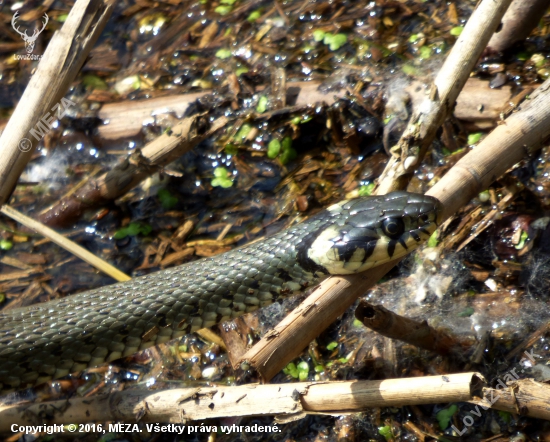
[0,191,441,392]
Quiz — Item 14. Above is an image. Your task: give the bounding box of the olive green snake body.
[0,191,441,392]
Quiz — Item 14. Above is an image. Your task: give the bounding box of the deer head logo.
[12,12,48,54]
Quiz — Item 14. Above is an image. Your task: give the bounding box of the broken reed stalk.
[239,75,550,382]
[37,115,228,228]
[0,205,130,283]
[376,0,513,194]
[487,0,550,53]
[0,0,114,206]
[0,373,484,428]
[354,301,475,356]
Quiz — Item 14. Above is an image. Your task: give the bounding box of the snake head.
[299,191,443,275]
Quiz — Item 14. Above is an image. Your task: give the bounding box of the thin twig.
[0,205,130,282]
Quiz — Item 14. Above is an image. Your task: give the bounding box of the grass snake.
[0,191,442,392]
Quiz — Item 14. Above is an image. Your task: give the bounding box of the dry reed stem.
[0,0,114,206]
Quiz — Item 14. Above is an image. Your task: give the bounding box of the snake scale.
[0,191,441,392]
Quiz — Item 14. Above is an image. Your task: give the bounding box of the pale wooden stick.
[0,0,114,206]
[376,0,514,194]
[0,373,483,428]
[0,205,130,282]
[239,76,550,382]
[473,380,550,421]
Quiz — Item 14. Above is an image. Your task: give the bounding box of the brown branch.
[37,115,228,228]
[0,373,484,428]
[376,0,514,194]
[487,0,550,53]
[0,0,115,206]
[355,301,476,356]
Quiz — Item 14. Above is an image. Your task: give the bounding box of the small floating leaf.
[267,139,281,159]
[312,29,326,42]
[0,240,12,250]
[215,48,232,59]
[450,26,464,36]
[214,5,232,15]
[211,167,234,188]
[235,124,252,140]
[467,132,482,145]
[247,10,261,22]
[326,341,338,351]
[256,95,268,113]
[358,183,375,196]
[157,188,178,209]
[436,404,458,430]
[378,426,392,441]
[427,230,439,248]
[114,223,152,240]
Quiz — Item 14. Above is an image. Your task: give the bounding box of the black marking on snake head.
[296,222,331,273]
[387,240,397,258]
[410,231,421,242]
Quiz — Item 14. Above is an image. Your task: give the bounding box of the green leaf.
[408,34,419,43]
[498,410,511,423]
[235,124,252,140]
[235,67,249,76]
[282,136,292,151]
[314,365,324,373]
[267,139,281,159]
[458,307,475,317]
[220,0,236,4]
[82,75,108,90]
[514,230,529,249]
[402,64,419,76]
[215,5,232,15]
[0,293,5,303]
[0,239,12,250]
[212,167,234,188]
[215,48,232,59]
[427,230,439,248]
[325,34,348,51]
[157,188,178,209]
[378,425,392,441]
[467,132,482,145]
[247,10,261,21]
[280,147,297,164]
[436,404,458,430]
[358,183,375,196]
[313,29,326,42]
[326,341,338,351]
[256,95,268,113]
[450,26,464,36]
[419,45,431,59]
[113,223,152,240]
[224,143,238,155]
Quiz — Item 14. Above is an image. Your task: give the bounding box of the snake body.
[0,191,441,392]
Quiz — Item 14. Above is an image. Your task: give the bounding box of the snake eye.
[382,218,405,239]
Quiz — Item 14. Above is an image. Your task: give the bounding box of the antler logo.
[12,12,48,54]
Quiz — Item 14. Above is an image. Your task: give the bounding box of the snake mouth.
[304,191,442,275]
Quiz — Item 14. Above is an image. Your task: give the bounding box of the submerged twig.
[38,115,228,228]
